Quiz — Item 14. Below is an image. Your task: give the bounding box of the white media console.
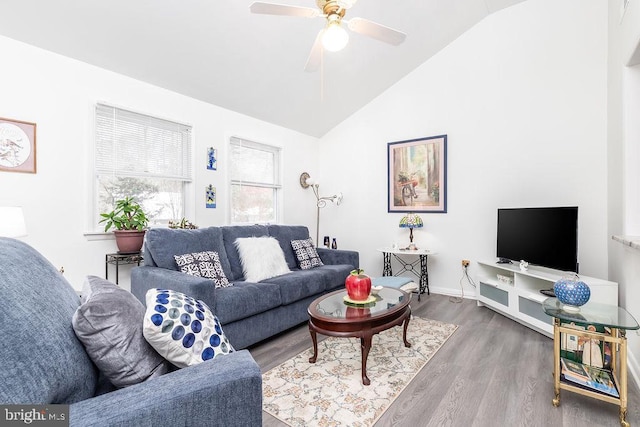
[476,261,618,338]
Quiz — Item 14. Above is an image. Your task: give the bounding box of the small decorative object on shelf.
[324,236,330,248]
[345,269,372,301]
[519,260,529,271]
[331,238,337,249]
[553,273,591,312]
[496,274,513,285]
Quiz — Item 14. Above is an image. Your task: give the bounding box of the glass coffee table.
[307,287,411,385]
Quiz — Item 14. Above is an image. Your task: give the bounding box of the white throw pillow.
[234,236,291,282]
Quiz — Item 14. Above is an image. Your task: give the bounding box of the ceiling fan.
[249,1,406,71]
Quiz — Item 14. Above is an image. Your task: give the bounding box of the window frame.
[228,136,282,224]
[92,103,193,232]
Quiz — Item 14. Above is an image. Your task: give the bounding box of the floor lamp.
[300,172,343,247]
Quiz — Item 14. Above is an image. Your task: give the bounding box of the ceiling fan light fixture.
[336,0,358,9]
[322,20,349,52]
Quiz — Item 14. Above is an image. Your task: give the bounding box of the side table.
[105,252,143,285]
[542,298,639,427]
[377,247,436,301]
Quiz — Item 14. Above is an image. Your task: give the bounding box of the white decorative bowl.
[370,285,383,296]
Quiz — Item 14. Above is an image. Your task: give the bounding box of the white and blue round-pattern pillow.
[143,288,234,368]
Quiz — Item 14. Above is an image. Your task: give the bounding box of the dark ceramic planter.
[114,229,146,253]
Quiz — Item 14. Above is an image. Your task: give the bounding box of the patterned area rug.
[262,317,458,426]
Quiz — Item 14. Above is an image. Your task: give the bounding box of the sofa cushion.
[222,225,269,280]
[145,227,232,279]
[234,236,290,282]
[143,289,234,368]
[0,237,97,404]
[314,264,354,292]
[174,251,231,288]
[213,282,282,324]
[291,238,324,270]
[263,269,329,305]
[72,276,170,387]
[267,225,311,270]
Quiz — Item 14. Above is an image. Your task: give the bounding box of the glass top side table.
[543,298,639,427]
[542,298,639,330]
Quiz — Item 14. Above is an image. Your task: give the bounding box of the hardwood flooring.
[249,294,640,426]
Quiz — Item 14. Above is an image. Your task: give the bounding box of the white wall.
[318,0,609,298]
[608,0,640,388]
[0,35,319,291]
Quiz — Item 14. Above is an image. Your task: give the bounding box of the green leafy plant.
[99,196,149,231]
[168,218,198,229]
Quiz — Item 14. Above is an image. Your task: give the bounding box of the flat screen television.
[496,206,578,272]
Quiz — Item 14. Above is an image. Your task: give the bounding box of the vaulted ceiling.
[0,0,526,137]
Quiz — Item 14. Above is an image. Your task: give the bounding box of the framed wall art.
[206,184,217,208]
[387,134,447,213]
[0,117,37,174]
[207,147,217,171]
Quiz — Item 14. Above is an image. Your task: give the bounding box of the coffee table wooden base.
[308,305,412,385]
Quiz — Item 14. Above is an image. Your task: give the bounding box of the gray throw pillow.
[72,276,170,387]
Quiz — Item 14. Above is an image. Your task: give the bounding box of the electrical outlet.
[461,259,470,268]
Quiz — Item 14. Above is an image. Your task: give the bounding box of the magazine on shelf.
[560,357,619,398]
[560,322,612,369]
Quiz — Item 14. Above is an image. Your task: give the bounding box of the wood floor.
[249,294,640,426]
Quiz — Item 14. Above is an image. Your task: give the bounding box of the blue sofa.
[0,237,262,426]
[131,224,359,349]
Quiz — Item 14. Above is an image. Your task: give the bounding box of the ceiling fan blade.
[304,30,324,72]
[249,2,320,18]
[346,17,406,46]
[336,0,358,9]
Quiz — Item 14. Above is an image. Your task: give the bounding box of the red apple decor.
[345,269,372,301]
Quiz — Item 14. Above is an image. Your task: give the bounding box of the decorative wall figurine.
[207,147,217,171]
[206,185,216,208]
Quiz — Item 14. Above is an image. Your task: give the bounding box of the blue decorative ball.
[554,275,590,308]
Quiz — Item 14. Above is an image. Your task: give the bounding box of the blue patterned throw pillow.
[143,288,234,368]
[174,251,231,288]
[291,238,324,270]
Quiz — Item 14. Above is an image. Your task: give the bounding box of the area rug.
[262,317,458,427]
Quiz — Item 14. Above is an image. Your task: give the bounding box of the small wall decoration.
[0,117,37,174]
[206,185,216,208]
[387,134,447,213]
[207,147,217,171]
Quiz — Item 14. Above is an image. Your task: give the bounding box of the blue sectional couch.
[0,237,262,427]
[131,224,359,349]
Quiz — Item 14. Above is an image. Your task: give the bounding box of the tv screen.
[497,206,578,272]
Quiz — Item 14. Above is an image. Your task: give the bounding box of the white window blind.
[95,104,192,180]
[94,104,192,229]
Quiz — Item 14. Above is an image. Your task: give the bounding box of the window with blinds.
[229,136,281,224]
[95,103,192,229]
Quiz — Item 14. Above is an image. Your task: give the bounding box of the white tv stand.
[476,261,618,337]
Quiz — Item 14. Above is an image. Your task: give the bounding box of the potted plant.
[168,218,198,229]
[100,196,149,253]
